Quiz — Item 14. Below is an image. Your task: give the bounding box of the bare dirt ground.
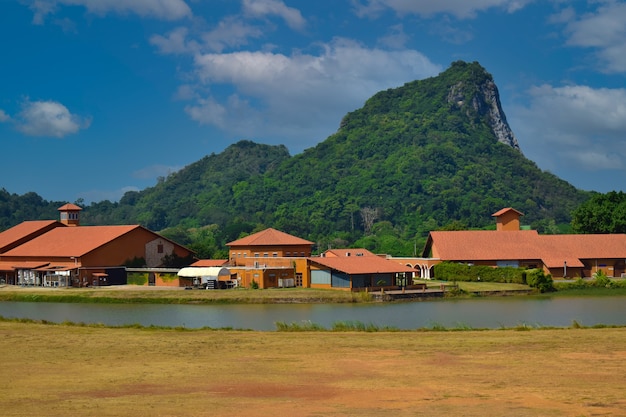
[1,322,625,416]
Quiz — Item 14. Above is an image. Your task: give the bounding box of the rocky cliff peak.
[445,63,521,152]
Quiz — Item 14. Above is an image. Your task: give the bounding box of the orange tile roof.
[426,230,626,268]
[427,230,541,261]
[540,234,626,267]
[190,259,228,267]
[323,248,377,257]
[57,203,82,211]
[0,220,63,253]
[492,207,524,217]
[2,225,140,257]
[227,228,314,247]
[311,256,415,275]
[0,260,51,271]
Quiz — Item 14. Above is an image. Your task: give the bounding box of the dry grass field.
[1,322,625,416]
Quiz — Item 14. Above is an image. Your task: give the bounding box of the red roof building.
[227,228,314,260]
[0,204,194,287]
[421,208,626,279]
[226,228,314,289]
[310,253,415,291]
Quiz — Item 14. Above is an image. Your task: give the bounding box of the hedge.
[433,262,554,292]
[433,262,525,283]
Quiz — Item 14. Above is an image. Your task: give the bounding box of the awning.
[178,267,231,278]
[35,263,77,272]
[0,261,50,271]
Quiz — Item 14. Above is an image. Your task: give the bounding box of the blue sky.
[2,0,626,204]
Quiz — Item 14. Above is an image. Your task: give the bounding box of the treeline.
[0,189,66,230]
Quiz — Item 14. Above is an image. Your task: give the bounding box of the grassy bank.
[0,285,368,304]
[0,281,533,305]
[2,281,625,305]
[1,320,625,416]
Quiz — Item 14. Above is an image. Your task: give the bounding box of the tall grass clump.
[351,291,373,302]
[275,320,325,331]
[331,320,400,332]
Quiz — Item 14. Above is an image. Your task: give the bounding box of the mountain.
[215,61,587,240]
[5,61,590,255]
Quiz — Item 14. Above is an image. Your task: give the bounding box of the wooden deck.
[371,288,445,301]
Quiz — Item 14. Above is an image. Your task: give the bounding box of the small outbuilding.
[177,266,233,289]
[310,250,415,291]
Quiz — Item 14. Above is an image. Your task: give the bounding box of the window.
[263,253,268,257]
[273,252,278,257]
[157,244,163,254]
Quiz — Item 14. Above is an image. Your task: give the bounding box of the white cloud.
[200,16,265,53]
[511,84,626,172]
[185,97,229,129]
[429,15,474,44]
[185,38,441,149]
[150,18,267,55]
[561,2,626,73]
[150,27,198,54]
[378,24,409,49]
[15,99,91,138]
[28,0,192,24]
[352,0,533,19]
[0,109,10,122]
[242,0,306,30]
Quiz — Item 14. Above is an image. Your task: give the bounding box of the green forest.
[0,61,594,258]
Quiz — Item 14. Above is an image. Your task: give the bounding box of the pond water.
[1,296,625,330]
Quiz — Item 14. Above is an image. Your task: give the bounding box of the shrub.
[524,269,554,293]
[592,270,613,288]
[159,273,178,282]
[127,272,148,286]
[250,279,259,289]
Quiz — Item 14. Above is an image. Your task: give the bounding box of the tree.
[360,207,380,235]
[571,191,626,233]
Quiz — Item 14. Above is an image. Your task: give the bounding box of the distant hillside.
[82,140,291,230]
[2,61,590,256]
[0,189,65,230]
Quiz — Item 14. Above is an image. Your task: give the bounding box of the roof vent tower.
[58,203,82,227]
[491,208,523,231]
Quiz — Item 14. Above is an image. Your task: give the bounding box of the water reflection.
[1,296,625,331]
